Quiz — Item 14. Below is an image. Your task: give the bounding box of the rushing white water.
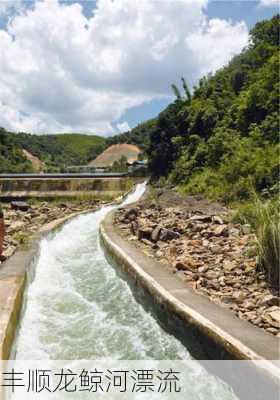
[15,183,189,360]
[12,183,238,399]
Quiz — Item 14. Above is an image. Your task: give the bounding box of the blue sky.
[120,1,279,130]
[0,0,278,135]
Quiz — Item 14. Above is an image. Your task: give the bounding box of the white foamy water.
[12,183,238,399]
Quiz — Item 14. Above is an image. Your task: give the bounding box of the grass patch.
[254,198,280,292]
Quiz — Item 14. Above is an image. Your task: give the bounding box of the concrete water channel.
[5,183,278,400]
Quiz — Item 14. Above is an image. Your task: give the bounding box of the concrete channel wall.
[0,183,138,361]
[0,210,97,361]
[0,184,278,400]
[100,210,280,398]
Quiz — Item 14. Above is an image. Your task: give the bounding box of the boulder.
[212,216,224,225]
[151,225,162,242]
[174,261,189,272]
[11,201,30,212]
[213,225,228,237]
[159,228,180,241]
[124,207,138,220]
[242,300,256,311]
[189,214,212,222]
[130,221,138,236]
[207,280,220,291]
[137,227,153,241]
[258,295,280,307]
[264,309,280,328]
[174,256,198,272]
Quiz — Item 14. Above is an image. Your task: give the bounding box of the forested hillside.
[106,119,156,152]
[0,129,106,172]
[15,132,106,171]
[147,15,279,203]
[0,127,33,172]
[0,15,278,183]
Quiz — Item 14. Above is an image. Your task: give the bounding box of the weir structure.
[0,174,140,200]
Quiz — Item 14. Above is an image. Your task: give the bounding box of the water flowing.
[13,183,237,399]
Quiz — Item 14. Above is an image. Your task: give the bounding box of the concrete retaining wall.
[100,211,280,369]
[0,177,135,200]
[0,208,105,361]
[0,184,136,361]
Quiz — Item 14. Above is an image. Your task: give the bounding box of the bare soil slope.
[89,144,141,168]
[22,149,44,172]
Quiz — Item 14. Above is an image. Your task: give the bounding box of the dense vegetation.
[0,15,278,287]
[0,130,106,172]
[0,127,33,172]
[147,15,279,204]
[144,15,280,288]
[106,119,156,152]
[0,16,278,193]
[15,132,106,171]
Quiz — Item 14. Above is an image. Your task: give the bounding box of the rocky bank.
[0,199,106,263]
[114,189,280,337]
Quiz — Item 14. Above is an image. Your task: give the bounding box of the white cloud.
[185,18,248,76]
[117,121,130,133]
[0,0,249,135]
[0,0,22,16]
[259,0,279,7]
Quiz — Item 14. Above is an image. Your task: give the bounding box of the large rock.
[159,228,180,241]
[137,227,153,241]
[130,221,138,236]
[212,216,224,225]
[259,295,280,307]
[174,256,198,272]
[124,207,138,220]
[213,225,228,237]
[11,201,30,212]
[189,214,212,222]
[151,225,161,242]
[263,308,280,328]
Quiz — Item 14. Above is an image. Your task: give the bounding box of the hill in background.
[0,15,278,185]
[89,144,142,168]
[55,134,106,165]
[0,130,106,173]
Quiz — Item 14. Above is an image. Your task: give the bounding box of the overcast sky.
[0,0,278,136]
